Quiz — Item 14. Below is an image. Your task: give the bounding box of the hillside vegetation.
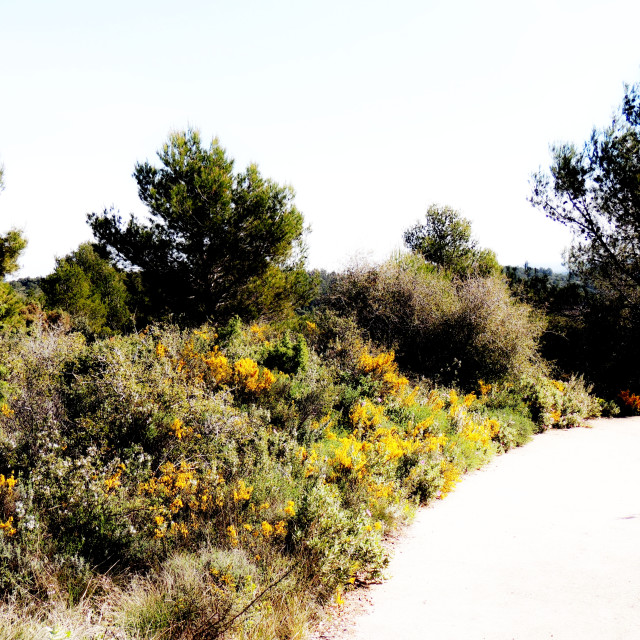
[0,304,599,638]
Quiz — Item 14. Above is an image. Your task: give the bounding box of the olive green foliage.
[529,82,640,399]
[88,129,314,326]
[478,375,600,432]
[41,243,132,336]
[403,205,500,278]
[0,283,25,333]
[0,166,28,331]
[0,230,27,281]
[323,254,544,386]
[503,264,640,398]
[261,333,309,375]
[531,81,640,298]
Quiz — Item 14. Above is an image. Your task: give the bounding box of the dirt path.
[311,418,640,640]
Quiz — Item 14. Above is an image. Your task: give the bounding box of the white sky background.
[1,0,639,278]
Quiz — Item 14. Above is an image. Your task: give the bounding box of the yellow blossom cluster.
[233,480,254,502]
[350,400,385,436]
[249,324,267,341]
[104,464,125,493]
[478,380,492,396]
[460,419,496,447]
[440,461,461,497]
[201,346,232,384]
[138,460,219,539]
[370,426,418,461]
[233,358,275,394]
[0,403,14,418]
[168,418,194,440]
[327,435,368,478]
[0,472,17,493]
[425,390,445,411]
[166,331,276,395]
[0,517,16,536]
[358,350,409,397]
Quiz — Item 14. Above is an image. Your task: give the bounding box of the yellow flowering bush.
[357,349,409,397]
[233,358,275,394]
[0,317,599,637]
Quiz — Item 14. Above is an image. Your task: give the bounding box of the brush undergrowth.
[0,318,599,638]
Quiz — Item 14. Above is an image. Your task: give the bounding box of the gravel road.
[312,417,640,640]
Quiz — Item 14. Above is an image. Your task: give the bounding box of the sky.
[1,0,639,279]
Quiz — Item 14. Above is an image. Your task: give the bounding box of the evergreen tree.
[89,130,313,325]
[42,243,132,335]
[403,205,500,278]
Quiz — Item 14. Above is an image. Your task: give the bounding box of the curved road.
[315,418,640,640]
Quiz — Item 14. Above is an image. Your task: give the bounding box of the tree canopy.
[88,130,312,325]
[41,243,132,336]
[0,164,28,281]
[0,229,27,280]
[403,204,500,277]
[530,81,640,301]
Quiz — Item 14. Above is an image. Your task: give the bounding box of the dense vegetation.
[1,79,639,637]
[0,316,598,638]
[529,80,640,398]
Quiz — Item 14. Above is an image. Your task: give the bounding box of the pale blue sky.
[1,0,639,278]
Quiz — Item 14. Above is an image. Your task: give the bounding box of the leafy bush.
[322,254,545,386]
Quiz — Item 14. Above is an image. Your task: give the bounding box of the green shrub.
[261,333,309,375]
[322,254,545,386]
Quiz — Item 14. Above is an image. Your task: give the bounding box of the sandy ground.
[310,417,640,640]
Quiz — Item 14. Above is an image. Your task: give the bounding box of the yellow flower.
[478,380,492,396]
[0,517,16,536]
[227,525,239,546]
[204,350,232,384]
[170,496,184,513]
[169,418,193,440]
[249,324,266,340]
[104,471,122,492]
[463,393,476,407]
[0,403,14,418]
[0,472,17,492]
[274,520,287,536]
[261,521,273,538]
[233,480,254,502]
[233,358,275,394]
[440,461,461,498]
[284,501,296,517]
[357,350,408,396]
[156,342,167,358]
